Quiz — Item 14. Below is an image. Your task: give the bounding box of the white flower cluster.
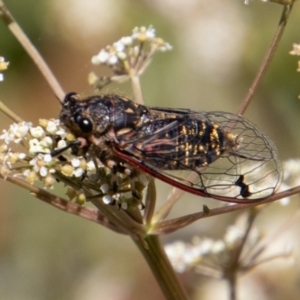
[0,119,144,208]
[92,26,172,67]
[89,26,172,87]
[0,119,96,193]
[165,213,261,274]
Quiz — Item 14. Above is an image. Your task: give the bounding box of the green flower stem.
[143,177,156,227]
[133,234,189,300]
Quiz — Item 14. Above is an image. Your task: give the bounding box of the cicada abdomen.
[59,93,282,203]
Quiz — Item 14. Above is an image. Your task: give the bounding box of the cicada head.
[59,92,111,139]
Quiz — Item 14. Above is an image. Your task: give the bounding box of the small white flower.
[23,169,30,177]
[132,26,156,41]
[16,122,31,138]
[120,36,133,46]
[224,225,243,245]
[113,40,125,52]
[57,139,67,149]
[55,127,66,137]
[145,27,155,39]
[40,136,53,149]
[87,160,96,174]
[30,126,45,138]
[165,241,188,273]
[108,55,119,65]
[0,56,9,71]
[117,52,127,61]
[46,120,58,134]
[157,42,173,52]
[18,153,26,160]
[39,166,48,177]
[73,168,84,177]
[0,122,31,144]
[92,49,110,64]
[43,154,53,163]
[0,56,9,81]
[103,195,114,204]
[29,139,44,154]
[71,158,81,168]
[290,43,300,56]
[211,240,226,253]
[198,238,214,255]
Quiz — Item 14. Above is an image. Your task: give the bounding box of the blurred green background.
[1,1,300,299]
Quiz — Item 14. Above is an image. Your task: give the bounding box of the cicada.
[59,92,282,203]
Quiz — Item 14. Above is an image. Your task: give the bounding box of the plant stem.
[133,234,189,300]
[0,1,65,101]
[237,4,294,115]
[0,101,23,122]
[151,184,300,234]
[131,74,144,104]
[227,273,237,300]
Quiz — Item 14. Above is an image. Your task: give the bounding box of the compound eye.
[75,115,93,133]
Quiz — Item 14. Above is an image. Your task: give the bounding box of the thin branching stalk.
[227,272,237,300]
[143,177,156,227]
[151,185,300,234]
[237,3,294,115]
[131,74,144,104]
[0,0,65,100]
[1,174,129,233]
[0,101,23,122]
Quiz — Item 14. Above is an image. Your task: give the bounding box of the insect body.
[59,93,282,203]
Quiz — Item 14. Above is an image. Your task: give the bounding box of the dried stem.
[1,174,128,233]
[131,74,144,104]
[0,1,65,101]
[151,185,300,234]
[0,101,23,122]
[237,4,294,115]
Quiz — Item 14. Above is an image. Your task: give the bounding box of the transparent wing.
[114,111,282,202]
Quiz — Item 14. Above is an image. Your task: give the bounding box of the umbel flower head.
[88,26,172,89]
[0,119,146,208]
[165,211,292,278]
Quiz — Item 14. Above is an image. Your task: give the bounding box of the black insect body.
[59,93,283,203]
